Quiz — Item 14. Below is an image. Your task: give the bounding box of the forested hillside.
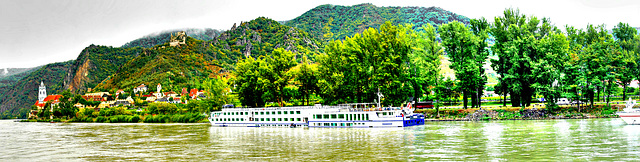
[283,3,470,41]
[211,17,321,69]
[121,28,223,48]
[0,61,74,119]
[0,67,40,89]
[94,37,220,93]
[63,45,145,94]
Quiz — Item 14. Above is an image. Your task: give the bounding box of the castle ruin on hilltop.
[170,31,186,47]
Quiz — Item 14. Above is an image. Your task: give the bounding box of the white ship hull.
[618,112,640,125]
[208,104,425,128]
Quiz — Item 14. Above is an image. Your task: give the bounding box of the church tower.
[38,81,46,103]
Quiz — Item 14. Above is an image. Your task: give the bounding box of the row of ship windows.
[222,111,301,116]
[314,114,369,121]
[313,123,365,127]
[214,118,302,122]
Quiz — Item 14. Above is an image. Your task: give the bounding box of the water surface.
[1,118,638,161]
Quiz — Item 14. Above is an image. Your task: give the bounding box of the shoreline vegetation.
[10,7,640,124]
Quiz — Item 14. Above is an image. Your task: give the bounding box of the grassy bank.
[417,104,620,121]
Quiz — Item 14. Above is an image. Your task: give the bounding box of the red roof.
[189,89,198,97]
[135,84,147,89]
[34,95,63,107]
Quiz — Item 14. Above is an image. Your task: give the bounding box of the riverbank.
[20,113,209,123]
[417,104,620,121]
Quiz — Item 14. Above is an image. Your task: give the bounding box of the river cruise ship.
[617,98,640,125]
[208,103,425,128]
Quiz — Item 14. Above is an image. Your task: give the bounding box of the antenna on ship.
[376,88,384,108]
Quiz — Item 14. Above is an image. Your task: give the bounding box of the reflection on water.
[0,118,638,161]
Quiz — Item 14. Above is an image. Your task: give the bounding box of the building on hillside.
[145,96,157,102]
[134,84,148,94]
[164,91,178,98]
[169,31,186,47]
[189,88,199,99]
[115,89,125,95]
[181,88,188,96]
[30,82,63,119]
[82,92,111,102]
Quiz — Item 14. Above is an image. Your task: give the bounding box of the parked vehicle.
[556,98,571,105]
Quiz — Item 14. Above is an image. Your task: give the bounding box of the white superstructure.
[617,98,640,125]
[209,103,425,128]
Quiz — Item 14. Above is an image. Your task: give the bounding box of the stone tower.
[38,81,46,103]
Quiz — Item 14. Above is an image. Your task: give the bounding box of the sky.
[1,0,639,69]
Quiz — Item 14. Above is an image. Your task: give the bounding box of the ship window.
[284,118,288,121]
[366,114,369,120]
[338,114,344,119]
[284,111,288,114]
[296,111,301,114]
[267,118,271,121]
[297,118,301,121]
[278,111,282,114]
[272,118,276,121]
[241,118,244,121]
[323,114,330,119]
[290,111,294,114]
[316,114,322,119]
[291,118,294,121]
[358,114,361,121]
[340,123,345,126]
[255,112,258,115]
[331,114,337,119]
[278,118,282,121]
[261,118,264,121]
[266,112,269,115]
[383,112,387,115]
[261,112,264,115]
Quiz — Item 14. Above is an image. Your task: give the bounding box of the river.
[1,118,638,161]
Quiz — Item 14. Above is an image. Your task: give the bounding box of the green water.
[1,118,638,161]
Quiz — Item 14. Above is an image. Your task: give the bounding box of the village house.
[82,92,111,102]
[134,84,148,94]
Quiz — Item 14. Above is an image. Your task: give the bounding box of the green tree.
[201,76,234,111]
[317,22,412,106]
[407,24,442,102]
[490,8,552,107]
[234,56,266,107]
[613,22,639,100]
[440,21,483,108]
[293,56,319,105]
[261,48,298,106]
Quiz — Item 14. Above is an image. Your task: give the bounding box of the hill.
[283,3,470,41]
[0,61,74,119]
[63,45,144,94]
[211,17,321,68]
[121,28,224,48]
[94,36,220,92]
[0,66,41,89]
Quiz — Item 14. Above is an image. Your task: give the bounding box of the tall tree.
[408,24,442,103]
[613,22,639,100]
[261,48,298,106]
[234,56,266,107]
[440,21,481,108]
[293,56,319,105]
[318,22,412,106]
[490,8,552,107]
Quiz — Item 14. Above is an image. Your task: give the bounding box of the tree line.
[230,8,640,111]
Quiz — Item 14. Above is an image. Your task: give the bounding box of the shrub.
[96,116,108,123]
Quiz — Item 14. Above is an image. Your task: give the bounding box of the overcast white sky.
[1,0,639,69]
